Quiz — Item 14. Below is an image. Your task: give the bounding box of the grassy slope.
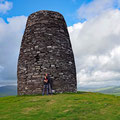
[0,92,120,120]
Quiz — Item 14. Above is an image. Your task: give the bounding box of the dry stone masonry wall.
[17,10,77,95]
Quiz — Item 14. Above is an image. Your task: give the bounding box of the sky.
[0,0,120,88]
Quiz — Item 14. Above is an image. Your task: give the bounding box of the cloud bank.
[0,16,27,86]
[68,9,120,88]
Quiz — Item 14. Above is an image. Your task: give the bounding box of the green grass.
[1,92,120,120]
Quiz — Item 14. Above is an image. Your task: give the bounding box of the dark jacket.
[43,76,49,85]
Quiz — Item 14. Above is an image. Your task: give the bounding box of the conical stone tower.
[17,10,77,95]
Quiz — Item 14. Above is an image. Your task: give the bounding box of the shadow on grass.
[16,93,57,97]
[77,91,89,94]
[16,91,90,97]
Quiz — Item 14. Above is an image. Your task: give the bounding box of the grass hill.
[88,86,120,96]
[0,92,120,120]
[0,85,17,97]
[78,86,120,96]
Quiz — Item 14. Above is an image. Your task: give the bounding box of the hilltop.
[0,92,120,120]
[0,85,17,97]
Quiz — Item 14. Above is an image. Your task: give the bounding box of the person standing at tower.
[47,73,52,95]
[42,74,49,95]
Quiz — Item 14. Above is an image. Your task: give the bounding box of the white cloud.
[77,0,120,20]
[0,0,13,14]
[68,9,120,88]
[69,9,120,57]
[0,16,27,84]
[78,70,120,87]
[76,46,120,88]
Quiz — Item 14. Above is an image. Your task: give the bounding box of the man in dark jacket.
[47,74,52,94]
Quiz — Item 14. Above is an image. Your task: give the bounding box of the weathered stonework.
[17,10,77,95]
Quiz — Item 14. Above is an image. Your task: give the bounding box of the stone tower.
[17,10,77,95]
